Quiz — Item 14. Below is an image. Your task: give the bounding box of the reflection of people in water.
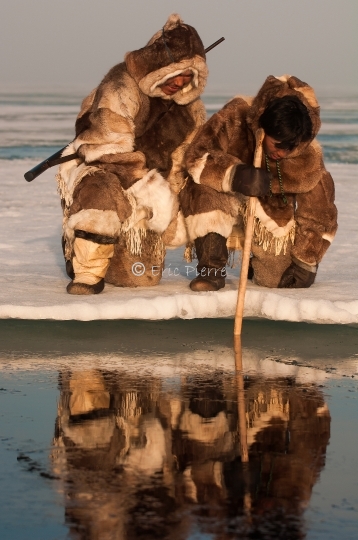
[52,368,330,539]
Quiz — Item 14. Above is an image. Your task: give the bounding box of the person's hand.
[278,261,316,288]
[231,164,270,197]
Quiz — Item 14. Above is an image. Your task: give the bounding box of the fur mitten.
[231,164,270,197]
[278,261,317,288]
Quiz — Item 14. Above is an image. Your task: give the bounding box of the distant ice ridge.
[0,160,357,324]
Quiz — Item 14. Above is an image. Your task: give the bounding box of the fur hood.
[125,13,208,105]
[247,75,321,157]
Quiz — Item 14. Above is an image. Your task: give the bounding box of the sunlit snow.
[0,160,357,324]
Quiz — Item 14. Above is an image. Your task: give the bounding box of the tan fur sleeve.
[184,98,247,192]
[292,170,338,265]
[73,72,148,183]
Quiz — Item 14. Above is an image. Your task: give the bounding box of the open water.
[0,91,357,164]
[1,91,358,539]
[1,319,358,540]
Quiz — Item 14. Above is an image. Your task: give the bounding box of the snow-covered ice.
[0,160,357,324]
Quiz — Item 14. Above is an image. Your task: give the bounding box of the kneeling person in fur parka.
[183,75,338,290]
[57,14,210,294]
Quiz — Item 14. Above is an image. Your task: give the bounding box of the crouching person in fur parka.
[183,75,338,290]
[56,14,209,294]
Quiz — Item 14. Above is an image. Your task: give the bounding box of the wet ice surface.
[1,319,358,540]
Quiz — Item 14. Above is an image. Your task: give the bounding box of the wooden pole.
[234,128,265,336]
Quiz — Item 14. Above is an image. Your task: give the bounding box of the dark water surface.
[1,319,358,540]
[0,92,357,164]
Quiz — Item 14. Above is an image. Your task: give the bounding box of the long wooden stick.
[234,128,265,335]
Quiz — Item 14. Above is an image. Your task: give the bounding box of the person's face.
[263,135,292,161]
[159,69,193,96]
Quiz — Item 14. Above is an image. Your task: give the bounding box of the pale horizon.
[1,0,357,98]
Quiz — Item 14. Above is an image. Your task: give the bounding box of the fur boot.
[190,233,228,292]
[67,237,114,295]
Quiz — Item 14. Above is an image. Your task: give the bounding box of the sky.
[1,0,357,96]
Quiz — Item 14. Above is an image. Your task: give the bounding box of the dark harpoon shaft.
[24,150,78,182]
[24,36,225,182]
[204,37,225,54]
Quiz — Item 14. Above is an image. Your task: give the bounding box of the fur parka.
[185,75,338,268]
[56,14,208,274]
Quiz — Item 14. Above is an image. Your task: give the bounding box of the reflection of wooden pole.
[234,336,248,462]
[234,336,251,514]
[234,128,265,336]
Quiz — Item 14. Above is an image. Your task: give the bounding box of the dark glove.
[278,261,317,289]
[231,164,271,197]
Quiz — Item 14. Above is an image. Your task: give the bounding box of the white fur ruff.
[127,170,179,234]
[139,56,208,105]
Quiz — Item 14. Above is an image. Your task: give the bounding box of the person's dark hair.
[259,95,313,150]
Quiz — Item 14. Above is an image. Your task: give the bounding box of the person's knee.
[71,173,132,219]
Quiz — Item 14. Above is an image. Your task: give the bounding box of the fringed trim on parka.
[183,242,195,263]
[252,216,295,255]
[242,202,296,256]
[121,225,165,260]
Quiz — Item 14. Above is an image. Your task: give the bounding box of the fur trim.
[275,74,291,82]
[139,56,208,105]
[245,200,296,256]
[188,152,208,184]
[293,84,319,109]
[127,169,178,234]
[185,209,236,241]
[147,14,184,45]
[66,209,122,238]
[254,199,295,239]
[56,144,99,208]
[247,74,321,144]
[122,227,165,259]
[183,243,194,263]
[163,211,189,248]
[253,216,294,255]
[125,14,206,96]
[222,164,236,192]
[151,67,199,93]
[164,13,183,30]
[291,256,317,273]
[64,209,122,260]
[76,141,134,163]
[74,112,134,146]
[322,232,334,243]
